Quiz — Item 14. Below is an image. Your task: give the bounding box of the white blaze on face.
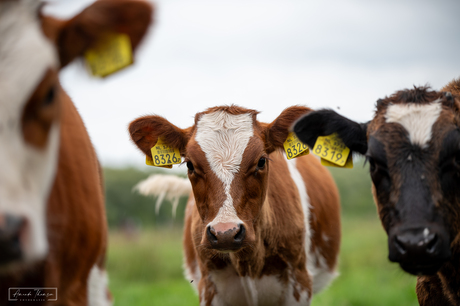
[385,101,442,148]
[195,111,254,226]
[0,1,59,262]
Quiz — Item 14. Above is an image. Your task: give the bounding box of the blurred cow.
[294,79,460,305]
[0,0,152,304]
[130,105,341,305]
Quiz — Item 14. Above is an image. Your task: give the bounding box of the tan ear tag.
[312,133,353,168]
[146,138,181,168]
[85,33,133,77]
[283,132,309,160]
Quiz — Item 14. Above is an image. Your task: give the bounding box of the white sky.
[45,0,460,168]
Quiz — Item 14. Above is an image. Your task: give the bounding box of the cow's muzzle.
[206,222,246,251]
[0,215,25,266]
[388,225,450,275]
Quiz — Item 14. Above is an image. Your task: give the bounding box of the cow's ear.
[293,109,369,155]
[264,106,312,154]
[129,116,190,158]
[42,0,153,68]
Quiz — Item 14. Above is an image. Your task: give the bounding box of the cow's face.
[294,85,460,276]
[130,106,310,254]
[366,89,456,275]
[0,0,61,268]
[0,0,152,269]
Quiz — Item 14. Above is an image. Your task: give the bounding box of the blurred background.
[45,0,460,304]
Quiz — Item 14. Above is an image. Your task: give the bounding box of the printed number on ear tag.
[147,138,181,168]
[312,133,353,168]
[85,33,133,77]
[283,132,309,160]
[320,155,353,168]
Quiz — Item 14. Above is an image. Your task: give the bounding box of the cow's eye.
[257,157,266,169]
[367,156,390,187]
[186,161,194,172]
[43,86,56,107]
[454,153,460,168]
[368,157,376,173]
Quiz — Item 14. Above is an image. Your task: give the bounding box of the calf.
[0,1,152,305]
[130,105,341,305]
[294,79,460,305]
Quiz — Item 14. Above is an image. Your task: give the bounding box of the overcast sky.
[45,0,460,168]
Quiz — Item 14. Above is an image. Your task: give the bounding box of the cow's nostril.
[206,226,218,243]
[0,215,25,265]
[394,236,407,255]
[426,234,438,254]
[234,224,245,242]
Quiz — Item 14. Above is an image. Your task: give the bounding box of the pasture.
[104,161,418,305]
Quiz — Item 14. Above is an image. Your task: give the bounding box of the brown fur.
[21,69,60,148]
[130,105,341,305]
[0,1,152,305]
[367,82,460,305]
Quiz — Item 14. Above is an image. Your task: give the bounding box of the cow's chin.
[398,260,446,276]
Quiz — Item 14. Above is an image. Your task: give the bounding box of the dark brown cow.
[0,1,152,305]
[294,79,460,305]
[130,105,341,305]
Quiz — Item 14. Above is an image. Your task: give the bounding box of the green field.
[107,216,418,305]
[104,161,418,305]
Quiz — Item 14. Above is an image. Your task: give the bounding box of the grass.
[107,215,418,305]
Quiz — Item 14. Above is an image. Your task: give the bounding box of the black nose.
[0,215,25,266]
[394,230,438,256]
[389,227,450,275]
[206,223,245,251]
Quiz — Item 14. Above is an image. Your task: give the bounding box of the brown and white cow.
[294,79,460,305]
[129,105,341,305]
[0,0,152,305]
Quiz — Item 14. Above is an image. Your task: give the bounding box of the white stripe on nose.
[195,111,253,225]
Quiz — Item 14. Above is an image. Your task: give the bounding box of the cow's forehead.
[195,111,254,181]
[0,0,57,118]
[384,100,442,148]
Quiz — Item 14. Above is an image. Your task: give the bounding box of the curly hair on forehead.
[375,86,445,113]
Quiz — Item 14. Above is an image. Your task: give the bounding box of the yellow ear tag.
[84,33,133,77]
[320,155,353,168]
[312,133,353,168]
[146,155,172,168]
[147,138,181,168]
[283,132,309,160]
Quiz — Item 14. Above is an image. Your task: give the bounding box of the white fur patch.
[0,1,59,263]
[286,158,336,295]
[195,111,254,226]
[135,174,192,217]
[208,266,310,305]
[385,101,442,148]
[88,265,112,306]
[183,258,201,293]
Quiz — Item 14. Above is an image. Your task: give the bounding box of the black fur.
[293,109,368,155]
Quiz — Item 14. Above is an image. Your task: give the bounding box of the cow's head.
[294,83,460,275]
[0,0,152,269]
[130,105,310,254]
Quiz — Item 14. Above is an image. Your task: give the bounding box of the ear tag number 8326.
[312,133,353,168]
[146,138,181,168]
[283,132,309,160]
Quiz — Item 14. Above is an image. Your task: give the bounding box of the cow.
[129,105,341,305]
[0,0,152,305]
[293,79,460,305]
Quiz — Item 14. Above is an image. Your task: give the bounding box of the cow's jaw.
[0,0,59,267]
